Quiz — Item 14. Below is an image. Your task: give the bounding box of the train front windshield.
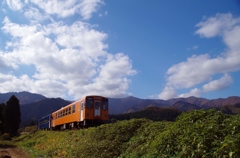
[102,98,108,110]
[86,97,94,108]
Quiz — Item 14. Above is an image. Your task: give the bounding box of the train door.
[80,102,84,121]
[94,101,101,117]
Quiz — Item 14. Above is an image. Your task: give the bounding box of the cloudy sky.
[0,0,240,100]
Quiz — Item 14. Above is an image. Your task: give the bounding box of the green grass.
[13,109,240,158]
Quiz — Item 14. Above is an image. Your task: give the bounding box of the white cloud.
[0,74,32,92]
[179,88,202,98]
[0,73,66,98]
[79,0,104,20]
[0,50,18,69]
[166,54,213,89]
[99,53,137,79]
[195,13,239,38]
[6,0,23,10]
[67,53,137,98]
[0,4,136,100]
[2,17,37,39]
[203,74,233,92]
[158,86,177,100]
[24,7,52,22]
[32,79,67,98]
[159,13,240,99]
[30,0,104,19]
[49,21,108,58]
[223,26,240,52]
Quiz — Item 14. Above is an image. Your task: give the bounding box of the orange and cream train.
[38,95,109,130]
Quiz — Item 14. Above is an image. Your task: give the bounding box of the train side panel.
[51,99,83,129]
[38,114,51,130]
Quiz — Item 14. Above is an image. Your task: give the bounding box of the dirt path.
[0,145,28,158]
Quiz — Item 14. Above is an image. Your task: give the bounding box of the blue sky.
[0,0,240,100]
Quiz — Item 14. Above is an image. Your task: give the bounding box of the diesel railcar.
[38,95,109,130]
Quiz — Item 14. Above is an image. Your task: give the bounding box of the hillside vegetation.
[16,109,240,157]
[110,106,182,122]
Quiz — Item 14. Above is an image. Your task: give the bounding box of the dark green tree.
[0,103,6,134]
[5,95,21,136]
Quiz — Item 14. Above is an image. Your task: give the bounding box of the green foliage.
[146,109,240,158]
[17,119,152,157]
[121,121,171,157]
[20,125,38,134]
[16,109,240,158]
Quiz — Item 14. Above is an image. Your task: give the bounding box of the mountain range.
[0,92,240,126]
[109,96,240,113]
[0,91,46,105]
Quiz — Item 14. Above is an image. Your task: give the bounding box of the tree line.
[109,106,182,122]
[0,95,21,137]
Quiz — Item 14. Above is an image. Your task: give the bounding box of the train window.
[63,109,65,116]
[102,98,108,110]
[60,111,62,117]
[68,107,71,114]
[81,102,84,110]
[66,108,69,115]
[72,105,75,113]
[95,102,100,109]
[86,97,93,108]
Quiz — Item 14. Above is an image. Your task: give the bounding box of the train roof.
[38,114,52,121]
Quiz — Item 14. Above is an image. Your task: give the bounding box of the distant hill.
[167,96,240,108]
[216,103,240,114]
[20,98,71,126]
[123,99,168,113]
[110,106,182,122]
[0,91,46,105]
[171,101,201,111]
[109,96,176,114]
[109,96,144,114]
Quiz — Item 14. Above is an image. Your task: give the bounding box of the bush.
[146,109,240,157]
[21,126,38,134]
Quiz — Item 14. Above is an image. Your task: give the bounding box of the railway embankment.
[5,109,239,157]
